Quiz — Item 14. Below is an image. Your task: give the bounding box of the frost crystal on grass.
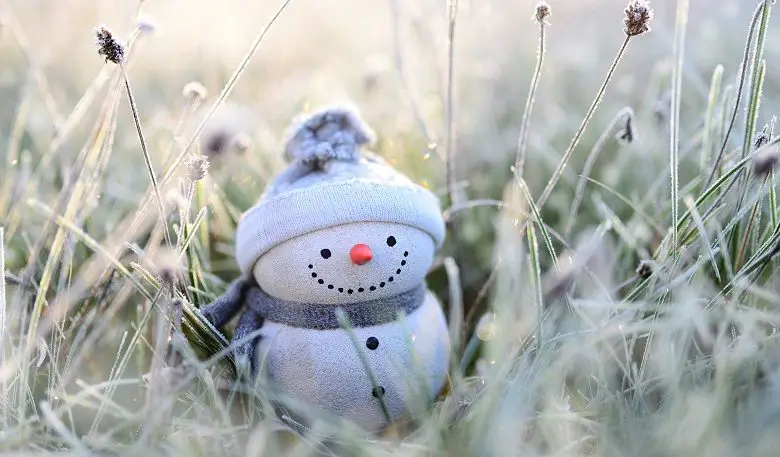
[186,155,209,182]
[182,81,208,102]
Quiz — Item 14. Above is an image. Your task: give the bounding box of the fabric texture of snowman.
[198,105,451,432]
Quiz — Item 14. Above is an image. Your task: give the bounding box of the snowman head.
[235,105,446,297]
[252,222,435,304]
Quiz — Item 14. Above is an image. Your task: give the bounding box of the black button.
[366,337,379,350]
[372,386,385,398]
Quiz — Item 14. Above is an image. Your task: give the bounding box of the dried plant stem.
[742,2,772,160]
[515,12,547,179]
[565,107,634,237]
[699,65,724,177]
[536,35,631,211]
[669,0,690,255]
[0,90,31,222]
[120,67,172,249]
[14,92,120,426]
[443,199,506,221]
[735,196,763,271]
[736,2,771,215]
[445,0,462,226]
[705,1,766,189]
[526,221,544,348]
[444,257,463,367]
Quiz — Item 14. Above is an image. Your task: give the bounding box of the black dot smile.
[307,243,409,294]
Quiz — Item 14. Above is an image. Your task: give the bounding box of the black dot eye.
[320,249,331,259]
[386,236,396,247]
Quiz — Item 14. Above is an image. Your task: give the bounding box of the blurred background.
[2,0,780,448]
[2,0,777,298]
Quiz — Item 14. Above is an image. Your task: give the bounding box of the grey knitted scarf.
[244,283,426,330]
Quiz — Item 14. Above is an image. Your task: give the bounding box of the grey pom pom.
[283,105,376,167]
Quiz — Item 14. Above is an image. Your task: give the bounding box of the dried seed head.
[624,1,653,37]
[636,259,654,279]
[182,81,208,102]
[616,114,636,144]
[186,155,209,182]
[535,1,551,24]
[754,125,771,150]
[95,25,125,64]
[755,118,775,151]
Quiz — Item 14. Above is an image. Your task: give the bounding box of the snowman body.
[251,221,451,431]
[199,105,453,432]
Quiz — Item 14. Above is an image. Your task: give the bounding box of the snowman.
[199,105,451,432]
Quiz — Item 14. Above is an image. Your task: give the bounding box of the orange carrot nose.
[350,244,373,265]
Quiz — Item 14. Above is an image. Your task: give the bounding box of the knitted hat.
[234,105,446,275]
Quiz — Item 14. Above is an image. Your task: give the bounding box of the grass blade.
[669,0,689,256]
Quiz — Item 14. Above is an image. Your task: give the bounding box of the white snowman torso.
[255,289,450,431]
[250,221,451,430]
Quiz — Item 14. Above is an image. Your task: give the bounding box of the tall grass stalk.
[741,2,772,160]
[526,221,544,346]
[668,0,690,256]
[705,2,767,188]
[514,2,549,180]
[13,87,121,425]
[0,90,31,221]
[120,68,173,249]
[699,65,724,178]
[735,2,772,212]
[565,107,634,237]
[536,35,631,211]
[444,0,464,270]
[444,257,463,370]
